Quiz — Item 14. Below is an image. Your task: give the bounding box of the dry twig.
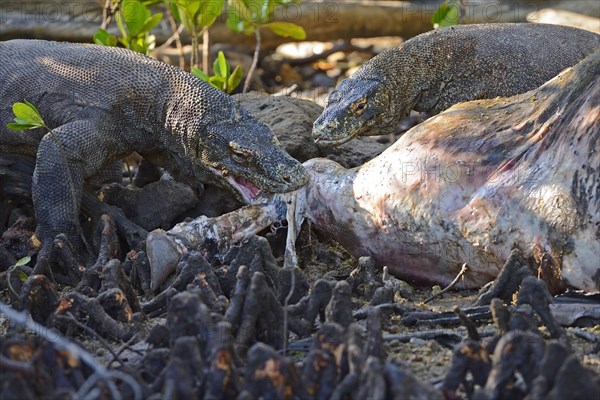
[424,263,468,304]
[0,302,141,400]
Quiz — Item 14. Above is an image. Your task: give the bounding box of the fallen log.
[148,50,600,291]
[2,0,596,48]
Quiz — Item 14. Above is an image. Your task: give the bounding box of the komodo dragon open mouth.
[227,175,262,203]
[312,131,358,147]
[209,166,262,203]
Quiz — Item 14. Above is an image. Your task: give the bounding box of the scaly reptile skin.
[0,39,306,253]
[313,23,600,146]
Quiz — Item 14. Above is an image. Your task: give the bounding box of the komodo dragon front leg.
[32,119,131,260]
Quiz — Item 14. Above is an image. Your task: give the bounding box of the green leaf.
[130,38,148,54]
[7,123,38,131]
[13,101,43,124]
[93,28,118,46]
[140,13,163,34]
[226,16,247,34]
[208,75,226,90]
[122,0,151,37]
[177,0,201,18]
[191,66,210,81]
[17,270,28,282]
[214,51,230,79]
[174,0,197,31]
[174,0,224,30]
[9,101,45,130]
[244,0,264,22]
[227,65,243,93]
[245,0,280,24]
[196,0,225,28]
[263,21,306,39]
[170,2,182,23]
[14,256,31,267]
[226,0,256,34]
[432,0,459,28]
[432,2,450,26]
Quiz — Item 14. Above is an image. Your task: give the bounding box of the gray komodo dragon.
[0,39,306,260]
[313,23,600,145]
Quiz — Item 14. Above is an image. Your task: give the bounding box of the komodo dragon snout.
[312,78,393,146]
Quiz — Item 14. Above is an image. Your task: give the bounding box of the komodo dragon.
[0,39,306,258]
[312,23,600,146]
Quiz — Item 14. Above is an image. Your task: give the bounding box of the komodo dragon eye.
[229,142,253,161]
[350,98,367,115]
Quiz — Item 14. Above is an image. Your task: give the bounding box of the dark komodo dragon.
[313,23,600,146]
[0,39,306,259]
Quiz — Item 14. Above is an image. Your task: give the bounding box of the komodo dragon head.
[312,77,397,146]
[163,106,307,204]
[156,69,307,203]
[201,116,307,203]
